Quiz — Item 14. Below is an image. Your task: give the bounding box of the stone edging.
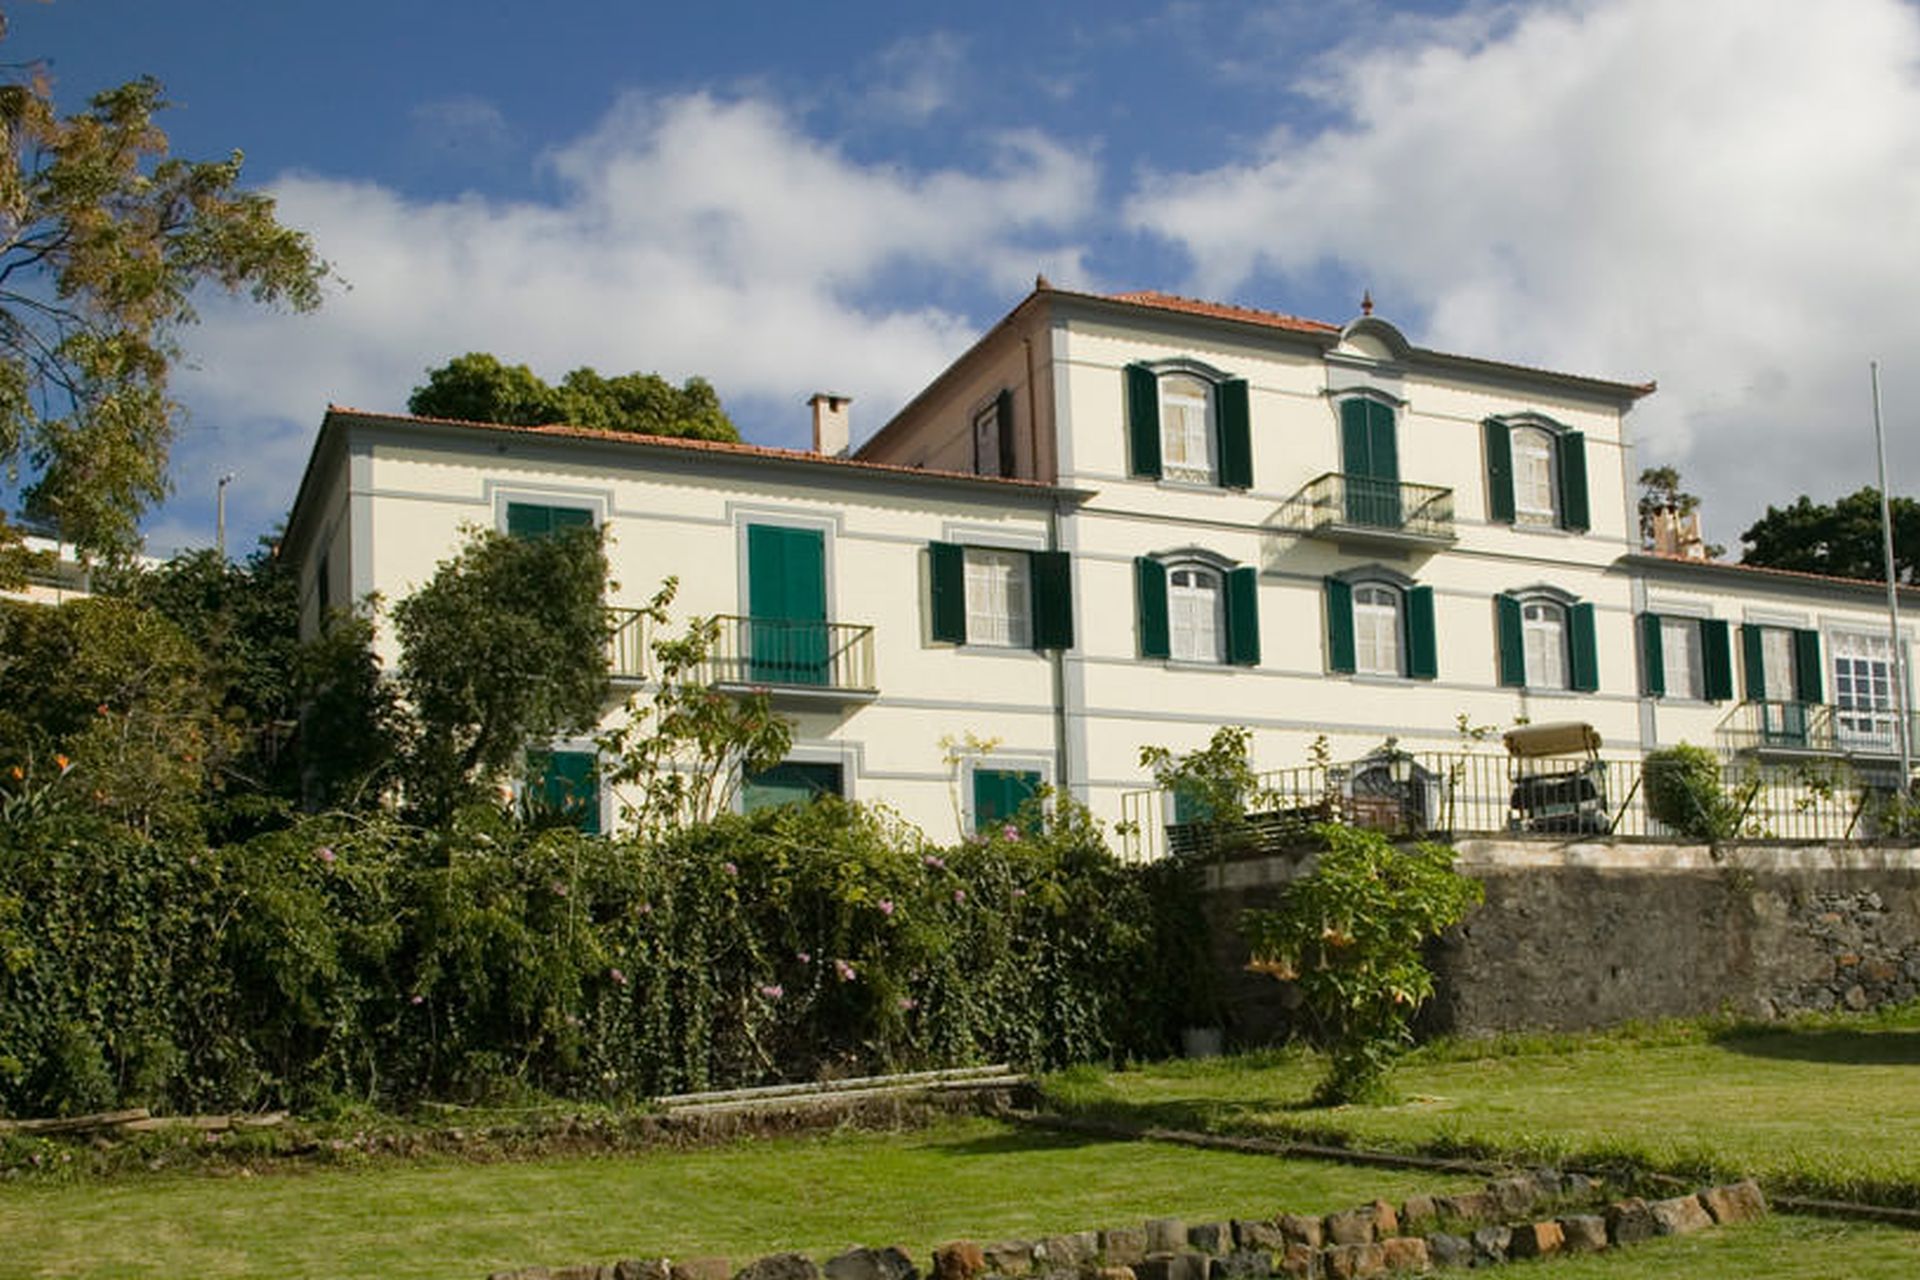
[485,1170,1769,1279]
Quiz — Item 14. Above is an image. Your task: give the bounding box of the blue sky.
[15,0,1920,558]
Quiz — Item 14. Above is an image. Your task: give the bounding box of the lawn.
[1040,1008,1920,1205]
[0,1117,1477,1280]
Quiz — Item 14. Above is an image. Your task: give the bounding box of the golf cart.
[1504,721,1612,834]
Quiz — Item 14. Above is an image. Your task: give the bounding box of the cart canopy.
[1503,721,1602,759]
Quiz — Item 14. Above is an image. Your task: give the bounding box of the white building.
[281,284,1920,844]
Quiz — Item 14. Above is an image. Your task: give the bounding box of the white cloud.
[1126,0,1920,547]
[172,90,1098,545]
[858,32,970,123]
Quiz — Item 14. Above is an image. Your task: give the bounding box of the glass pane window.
[1760,627,1796,702]
[1160,374,1216,484]
[1660,618,1705,699]
[1168,566,1224,663]
[1512,427,1558,526]
[1833,630,1898,749]
[1353,584,1403,676]
[972,402,1003,476]
[743,760,844,813]
[964,548,1031,647]
[1522,601,1567,689]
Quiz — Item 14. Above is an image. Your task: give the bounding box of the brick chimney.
[809,393,851,457]
[1650,506,1709,560]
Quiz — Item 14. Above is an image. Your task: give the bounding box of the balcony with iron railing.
[1717,698,1920,761]
[604,609,877,700]
[1273,472,1457,548]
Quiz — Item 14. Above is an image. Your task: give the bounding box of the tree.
[0,51,327,570]
[408,352,739,442]
[1740,487,1920,583]
[1637,466,1725,558]
[392,522,612,821]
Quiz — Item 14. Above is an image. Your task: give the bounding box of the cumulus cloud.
[172,90,1098,549]
[1127,0,1920,547]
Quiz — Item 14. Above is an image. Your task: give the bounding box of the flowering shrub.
[0,793,1204,1114]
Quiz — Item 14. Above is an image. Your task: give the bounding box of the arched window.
[1168,565,1225,663]
[1159,374,1217,485]
[1511,425,1559,526]
[1353,584,1404,676]
[1522,600,1569,689]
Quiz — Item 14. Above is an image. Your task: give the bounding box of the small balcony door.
[1341,398,1401,528]
[747,524,828,685]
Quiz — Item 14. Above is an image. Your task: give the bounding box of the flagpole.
[1871,362,1911,791]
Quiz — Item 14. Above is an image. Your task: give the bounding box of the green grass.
[0,1117,1480,1280]
[1536,1214,1920,1280]
[1041,1007,1920,1205]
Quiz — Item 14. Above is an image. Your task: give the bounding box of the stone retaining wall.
[487,1171,1768,1279]
[1194,839,1920,1039]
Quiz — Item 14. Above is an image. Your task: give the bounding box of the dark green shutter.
[1484,421,1515,524]
[1741,623,1766,700]
[1496,594,1526,687]
[1569,602,1599,692]
[536,750,599,835]
[1126,364,1161,479]
[1225,566,1260,666]
[507,502,551,538]
[929,541,966,644]
[1341,399,1371,477]
[1794,629,1824,703]
[1325,578,1356,674]
[1701,618,1733,701]
[1642,613,1667,696]
[974,768,1040,832]
[1135,557,1169,659]
[1217,377,1252,489]
[748,524,828,684]
[552,507,593,531]
[1030,550,1073,650]
[1406,585,1437,680]
[1557,431,1591,531]
[995,388,1017,478]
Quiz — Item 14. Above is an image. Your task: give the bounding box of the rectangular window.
[1159,373,1216,485]
[963,548,1032,648]
[972,766,1042,833]
[1660,617,1705,699]
[1352,585,1403,677]
[1760,628,1796,702]
[742,760,844,813]
[1512,428,1558,526]
[1833,630,1899,751]
[506,502,594,539]
[1523,602,1567,689]
[529,749,600,834]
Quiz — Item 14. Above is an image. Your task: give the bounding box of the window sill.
[1156,657,1238,671]
[1155,476,1227,493]
[1522,685,1582,697]
[957,643,1045,658]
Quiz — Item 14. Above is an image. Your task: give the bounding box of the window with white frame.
[1523,600,1569,689]
[1159,373,1217,485]
[1660,616,1706,700]
[1512,426,1558,526]
[1759,627,1797,703]
[1353,584,1403,676]
[1168,565,1225,663]
[1833,630,1899,748]
[963,547,1032,648]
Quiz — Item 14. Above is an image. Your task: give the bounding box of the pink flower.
[550,880,569,897]
[1012,887,1026,899]
[723,861,738,877]
[637,901,652,915]
[410,993,424,1006]
[898,996,918,1012]
[834,958,857,982]
[609,968,628,986]
[1002,824,1020,840]
[758,984,784,1000]
[796,950,811,964]
[315,846,336,864]
[878,899,895,917]
[953,888,967,903]
[923,854,946,870]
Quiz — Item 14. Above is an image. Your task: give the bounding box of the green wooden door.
[1341,399,1401,527]
[747,524,828,685]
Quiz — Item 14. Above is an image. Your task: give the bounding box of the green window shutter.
[507,502,552,538]
[928,541,966,644]
[1642,613,1666,696]
[1030,550,1074,650]
[1325,578,1356,674]
[1217,377,1253,489]
[1496,594,1526,687]
[974,768,1041,832]
[1794,629,1824,703]
[995,388,1017,478]
[1341,398,1371,476]
[1569,602,1600,692]
[1406,585,1438,680]
[1701,618,1734,701]
[551,507,593,531]
[1557,431,1591,531]
[1484,420,1515,524]
[1225,566,1260,666]
[1126,364,1161,479]
[1135,556,1169,659]
[1740,623,1766,700]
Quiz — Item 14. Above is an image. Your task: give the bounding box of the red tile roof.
[1105,290,1341,336]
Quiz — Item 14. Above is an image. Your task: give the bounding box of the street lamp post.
[216,472,235,561]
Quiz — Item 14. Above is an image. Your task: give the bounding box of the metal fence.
[1117,750,1899,863]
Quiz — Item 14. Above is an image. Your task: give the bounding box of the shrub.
[1645,743,1742,841]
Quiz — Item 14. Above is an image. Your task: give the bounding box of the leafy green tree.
[408,352,739,441]
[392,523,612,821]
[1139,725,1276,851]
[1637,466,1725,558]
[0,54,327,572]
[1242,824,1482,1105]
[1739,487,1920,583]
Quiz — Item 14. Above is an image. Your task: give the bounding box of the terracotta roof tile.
[1106,290,1341,336]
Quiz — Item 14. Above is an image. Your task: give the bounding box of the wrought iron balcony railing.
[1275,472,1457,544]
[1717,698,1920,759]
[607,607,649,680]
[699,615,877,695]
